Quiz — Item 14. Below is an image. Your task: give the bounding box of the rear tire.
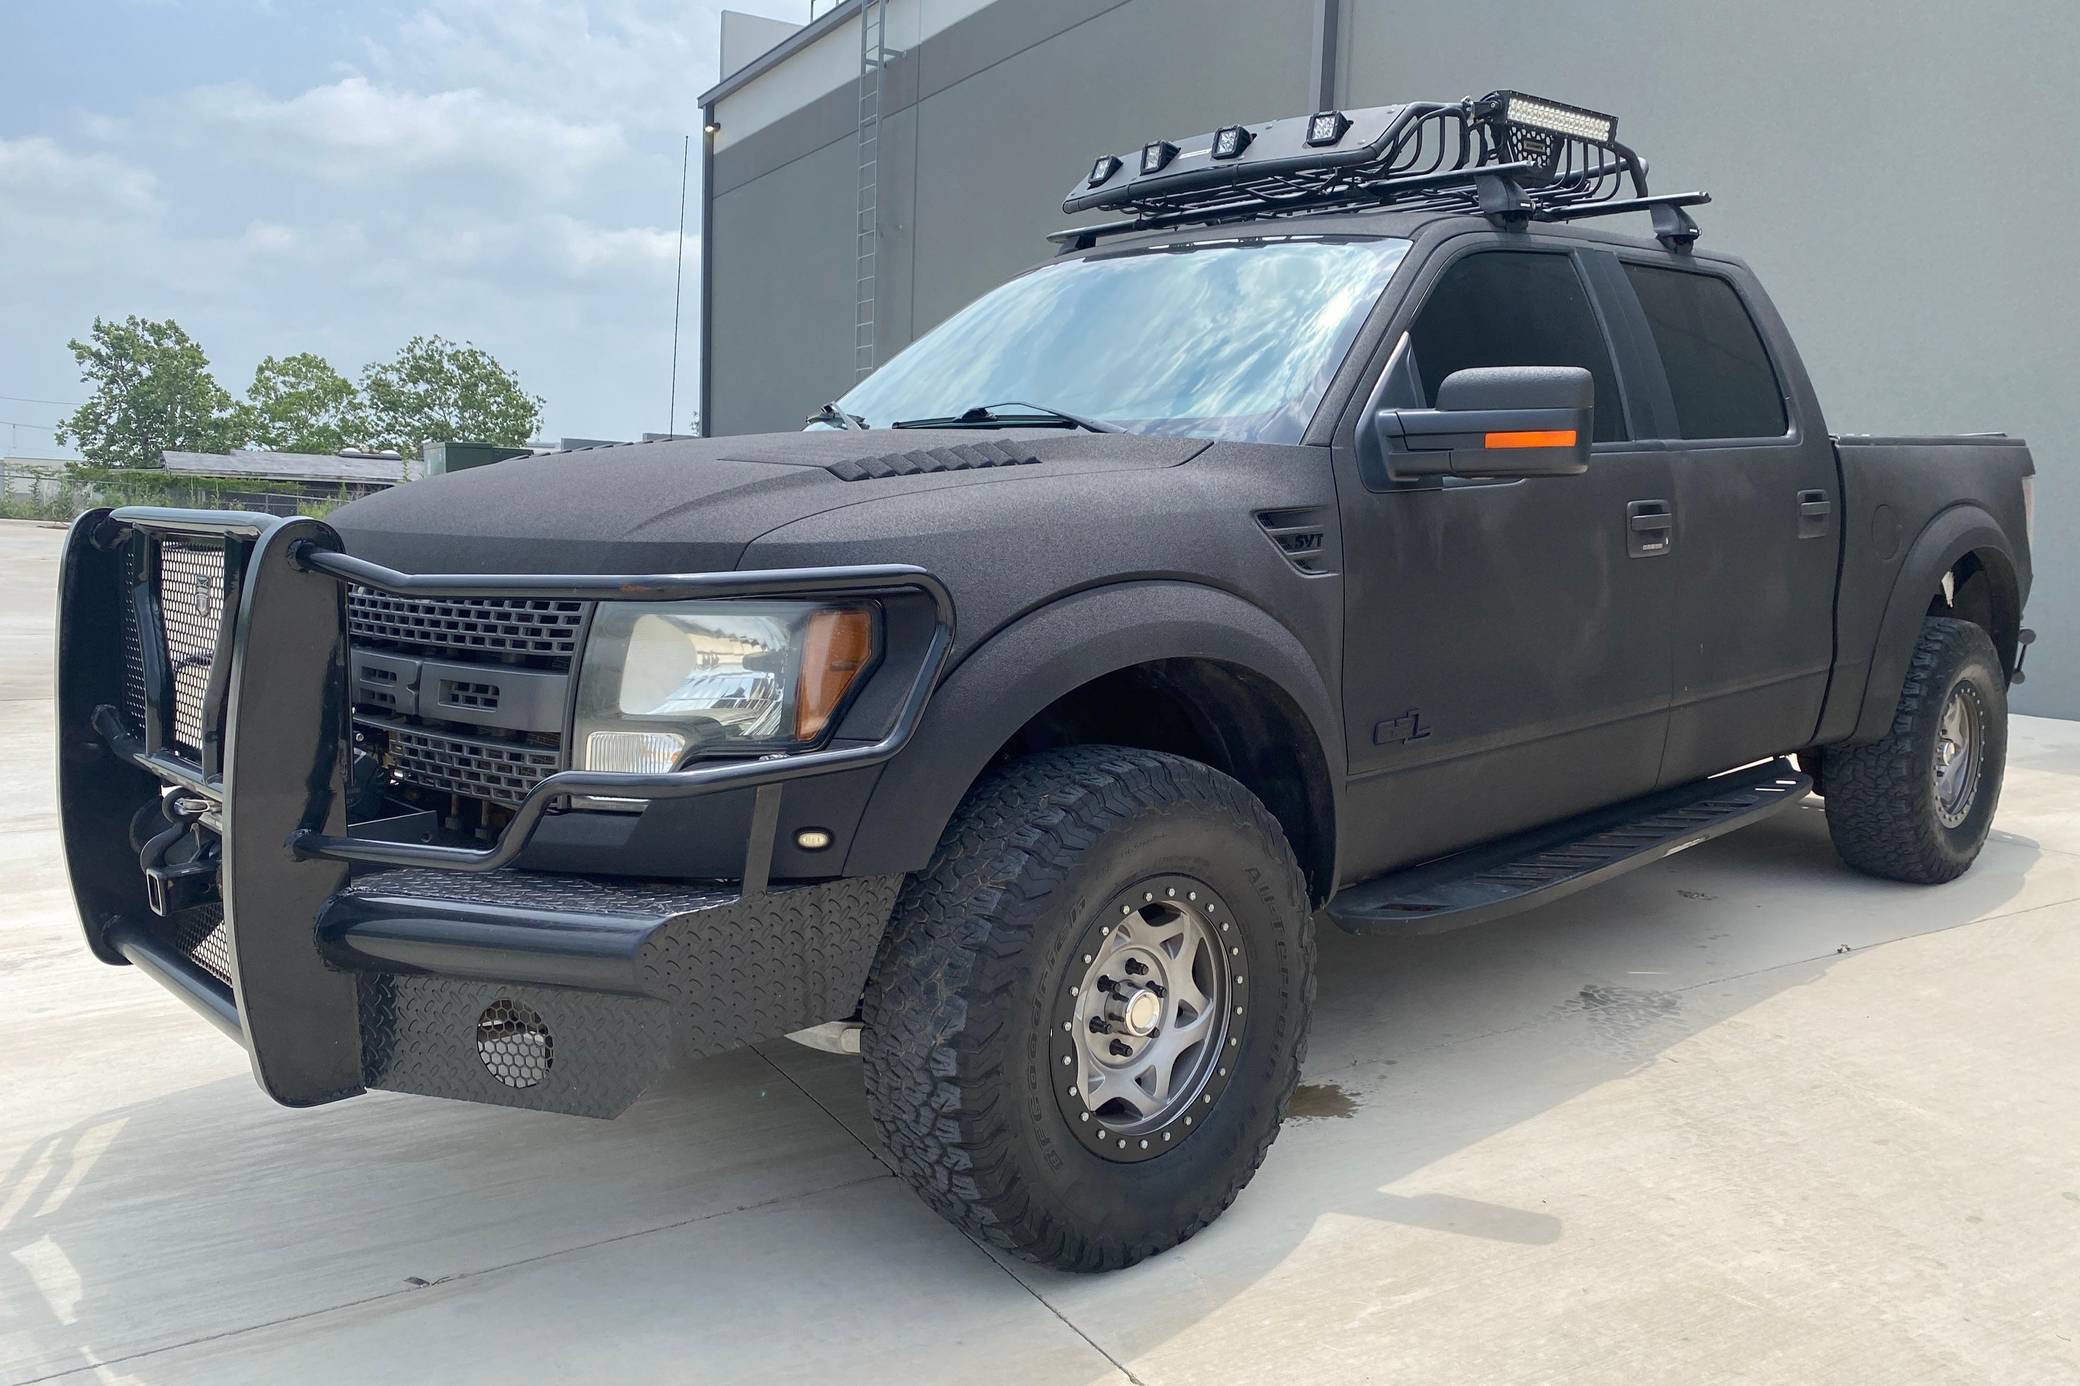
[1822,616,2006,884]
[862,745,1314,1271]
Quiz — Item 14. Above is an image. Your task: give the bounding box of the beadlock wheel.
[1932,683,1986,829]
[1055,875,1241,1163]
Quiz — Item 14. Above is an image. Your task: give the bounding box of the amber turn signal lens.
[1483,429,1577,449]
[794,606,876,741]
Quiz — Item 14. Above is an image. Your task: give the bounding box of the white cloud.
[74,111,133,144]
[0,135,161,218]
[183,75,623,189]
[369,0,754,136]
[542,215,686,276]
[232,218,375,265]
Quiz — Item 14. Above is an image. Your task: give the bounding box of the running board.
[1326,759,1812,936]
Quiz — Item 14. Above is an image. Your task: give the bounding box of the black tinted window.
[1407,251,1627,442]
[1624,265,1787,440]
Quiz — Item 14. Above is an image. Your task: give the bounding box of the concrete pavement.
[3,518,2076,1384]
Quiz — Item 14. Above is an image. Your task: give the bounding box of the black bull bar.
[55,507,953,1115]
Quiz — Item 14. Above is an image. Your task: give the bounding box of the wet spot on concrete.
[1289,1081,1359,1120]
[1571,984,1683,1055]
[1575,984,1681,1019]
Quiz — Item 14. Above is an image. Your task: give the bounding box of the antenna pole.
[668,132,690,435]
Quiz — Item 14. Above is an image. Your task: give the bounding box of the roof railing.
[1050,91,1708,252]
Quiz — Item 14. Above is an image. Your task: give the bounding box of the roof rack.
[1050,91,1708,252]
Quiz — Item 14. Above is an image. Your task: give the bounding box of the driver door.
[1334,239,1677,882]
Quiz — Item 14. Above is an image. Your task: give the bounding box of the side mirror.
[1361,365,1594,482]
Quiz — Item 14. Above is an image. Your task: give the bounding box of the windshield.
[827,236,1410,443]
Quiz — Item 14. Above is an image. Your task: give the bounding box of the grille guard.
[55,504,956,1106]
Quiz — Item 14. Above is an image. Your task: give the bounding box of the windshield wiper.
[806,401,867,430]
[889,401,1121,434]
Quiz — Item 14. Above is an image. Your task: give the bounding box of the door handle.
[1626,499,1673,558]
[1798,489,1832,539]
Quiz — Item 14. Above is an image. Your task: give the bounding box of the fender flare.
[1849,504,2019,743]
[842,581,1345,889]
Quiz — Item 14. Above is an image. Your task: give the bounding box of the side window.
[1623,264,1788,440]
[1406,250,1628,442]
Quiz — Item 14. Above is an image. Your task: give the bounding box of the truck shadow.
[0,801,2048,1382]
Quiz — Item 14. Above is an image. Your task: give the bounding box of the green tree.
[358,335,543,455]
[238,352,365,454]
[55,316,240,468]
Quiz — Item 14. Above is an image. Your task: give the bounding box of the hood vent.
[824,441,1042,482]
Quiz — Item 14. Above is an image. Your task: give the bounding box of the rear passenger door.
[1596,255,1839,784]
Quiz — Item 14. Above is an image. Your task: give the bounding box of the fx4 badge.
[1372,709,1432,747]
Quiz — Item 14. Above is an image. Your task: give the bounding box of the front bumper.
[55,507,950,1117]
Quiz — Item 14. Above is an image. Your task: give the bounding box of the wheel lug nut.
[1123,959,1148,976]
[1146,982,1164,998]
[1109,1039,1131,1058]
[1088,1017,1111,1034]
[1096,977,1117,993]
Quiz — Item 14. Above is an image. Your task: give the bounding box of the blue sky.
[0,0,804,455]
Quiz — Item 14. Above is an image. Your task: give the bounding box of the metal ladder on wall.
[853,0,887,381]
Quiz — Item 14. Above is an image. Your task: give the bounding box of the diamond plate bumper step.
[1326,759,1811,936]
[333,868,902,1117]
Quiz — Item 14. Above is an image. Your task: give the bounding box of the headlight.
[574,600,877,778]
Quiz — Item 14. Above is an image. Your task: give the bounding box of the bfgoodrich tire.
[862,745,1314,1271]
[1822,616,2007,885]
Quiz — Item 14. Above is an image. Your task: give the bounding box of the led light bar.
[1088,154,1122,186]
[1211,124,1254,160]
[1140,140,1178,175]
[1499,93,1616,144]
[1304,110,1351,147]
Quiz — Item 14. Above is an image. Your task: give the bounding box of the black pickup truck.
[56,93,2034,1271]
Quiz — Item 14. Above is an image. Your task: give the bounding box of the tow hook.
[140,793,219,918]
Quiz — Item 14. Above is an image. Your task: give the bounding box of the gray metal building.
[698,0,2077,716]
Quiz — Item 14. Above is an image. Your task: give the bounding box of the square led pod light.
[1305,110,1351,147]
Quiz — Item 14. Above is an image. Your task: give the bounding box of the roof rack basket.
[1053,91,1707,252]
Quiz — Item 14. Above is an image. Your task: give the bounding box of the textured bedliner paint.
[329,430,1205,574]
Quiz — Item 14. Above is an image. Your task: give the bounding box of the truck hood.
[329,428,1208,573]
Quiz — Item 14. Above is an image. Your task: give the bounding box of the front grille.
[347,589,586,664]
[369,719,561,806]
[118,537,229,758]
[346,590,584,807]
[110,534,570,810]
[161,541,228,756]
[121,546,148,732]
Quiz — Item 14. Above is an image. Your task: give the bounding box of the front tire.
[862,746,1314,1271]
[1822,616,2007,884]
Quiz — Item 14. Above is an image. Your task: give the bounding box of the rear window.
[1624,265,1788,440]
